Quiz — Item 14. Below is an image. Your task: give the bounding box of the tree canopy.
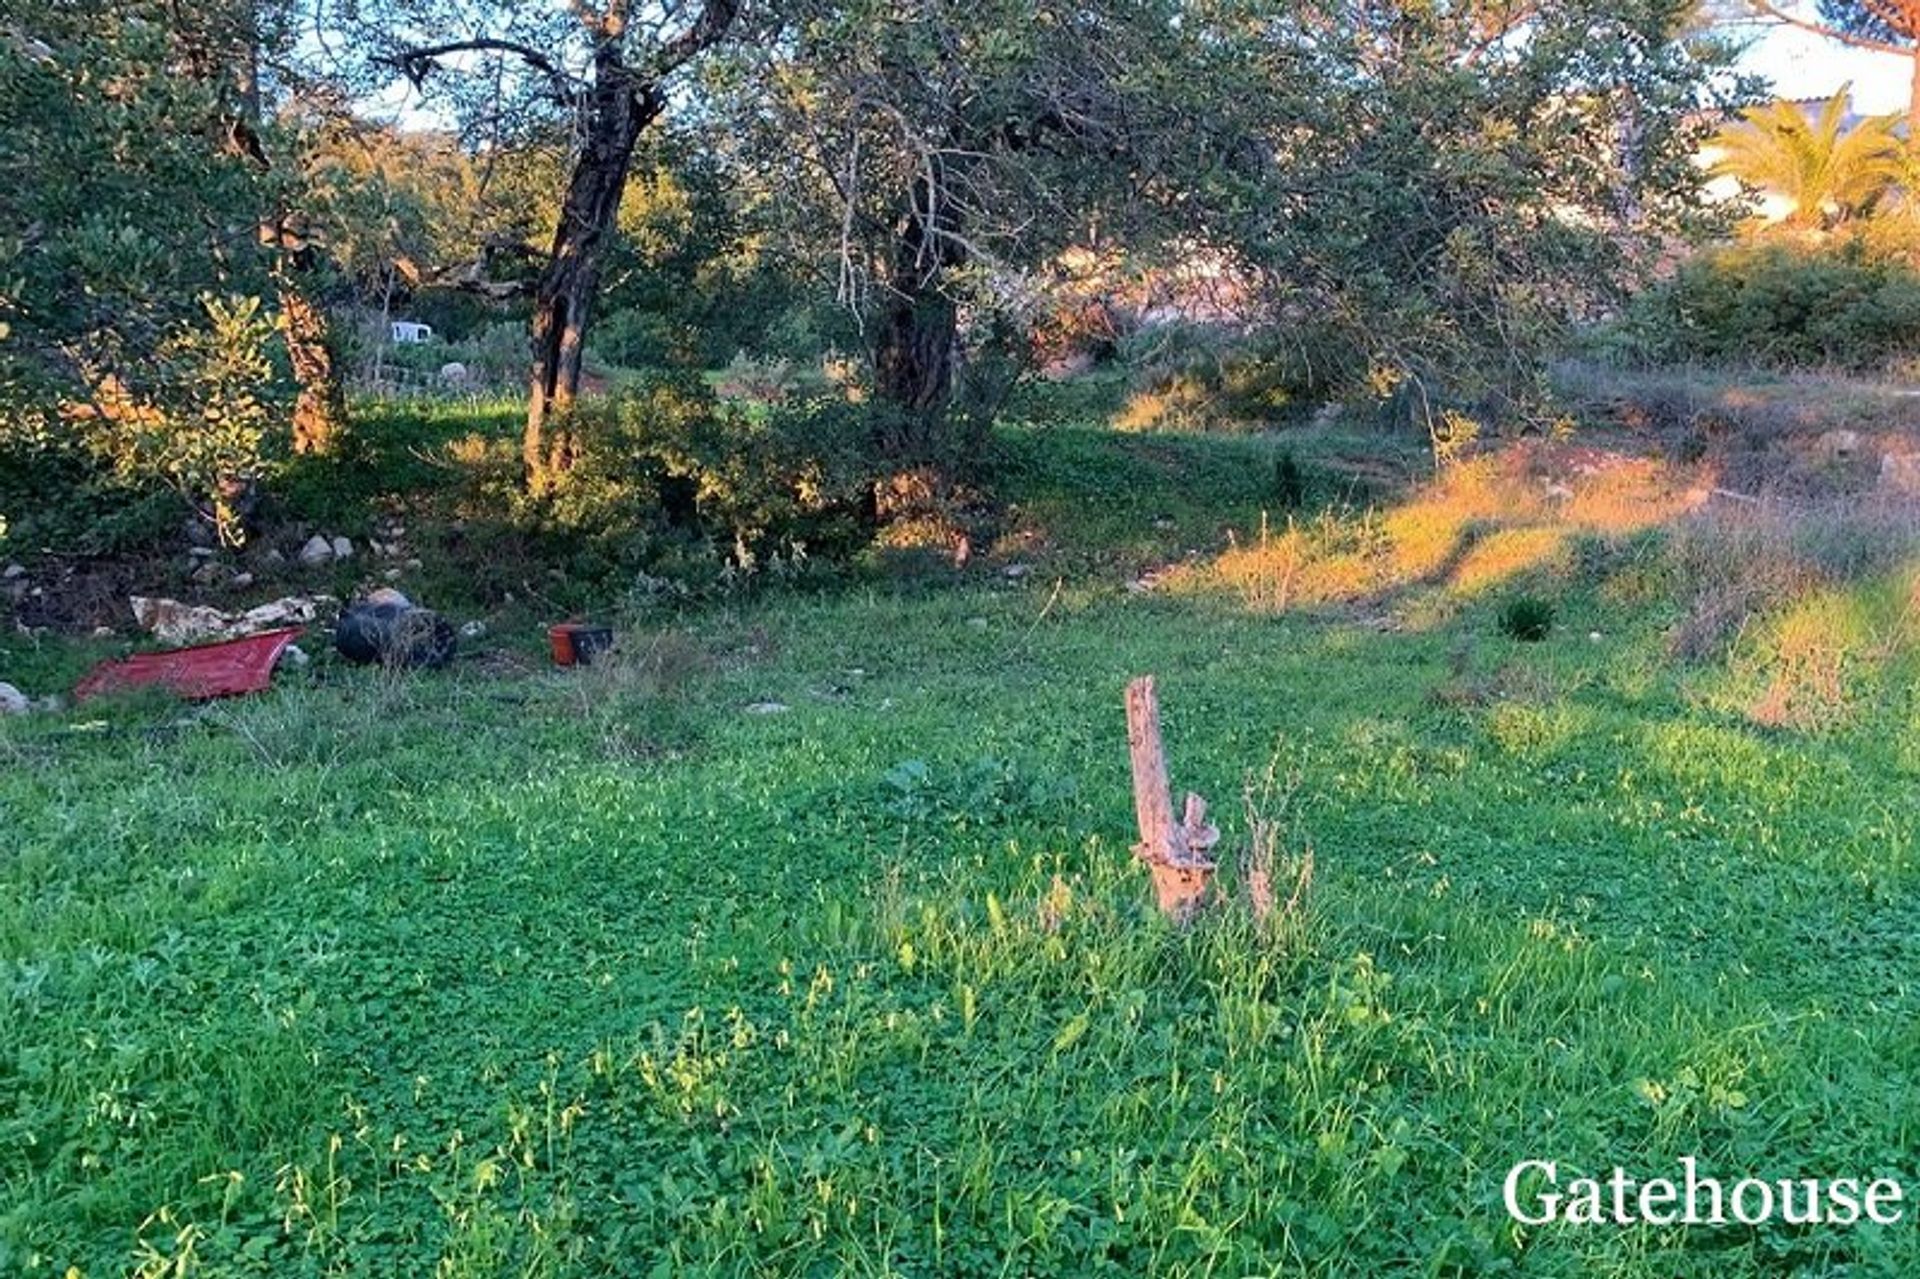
[0,0,1753,543]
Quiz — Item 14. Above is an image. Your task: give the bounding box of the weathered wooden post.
[1124,675,1218,922]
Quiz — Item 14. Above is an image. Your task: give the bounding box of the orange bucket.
[548,622,613,667]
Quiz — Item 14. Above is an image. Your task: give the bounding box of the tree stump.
[1124,675,1218,922]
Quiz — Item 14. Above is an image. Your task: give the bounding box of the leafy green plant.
[1609,240,1920,370]
[77,294,288,545]
[1273,450,1308,509]
[1427,408,1481,470]
[1497,592,1555,641]
[533,373,877,591]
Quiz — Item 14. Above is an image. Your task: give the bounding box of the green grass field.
[6,421,1920,1276]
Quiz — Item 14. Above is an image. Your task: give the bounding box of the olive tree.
[315,0,744,489]
[717,0,1250,466]
[722,0,1739,471]
[0,3,300,541]
[1215,0,1750,419]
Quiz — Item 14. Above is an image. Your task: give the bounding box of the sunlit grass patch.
[1708,572,1920,735]
[1637,719,1783,795]
[1176,442,1694,616]
[1559,454,1692,535]
[1664,497,1920,661]
[1483,699,1585,760]
[1743,590,1874,732]
[1452,527,1571,596]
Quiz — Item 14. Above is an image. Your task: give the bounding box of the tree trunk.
[872,161,969,465]
[873,289,960,458]
[216,8,349,459]
[1909,46,1919,149]
[524,51,661,492]
[278,269,348,455]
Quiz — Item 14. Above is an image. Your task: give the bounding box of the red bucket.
[549,622,614,667]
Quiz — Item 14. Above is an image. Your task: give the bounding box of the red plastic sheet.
[74,627,305,702]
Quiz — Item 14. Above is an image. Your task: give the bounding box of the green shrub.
[1497,594,1555,642]
[0,295,289,553]
[1273,450,1308,509]
[103,296,285,542]
[1111,323,1358,432]
[996,369,1130,428]
[1610,241,1920,370]
[0,445,180,558]
[537,373,877,592]
[589,306,698,370]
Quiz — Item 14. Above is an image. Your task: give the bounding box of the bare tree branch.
[653,0,742,77]
[378,39,581,102]
[1745,0,1910,54]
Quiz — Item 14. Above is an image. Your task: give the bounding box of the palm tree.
[1711,87,1905,228]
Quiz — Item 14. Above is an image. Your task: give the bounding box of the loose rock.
[330,536,354,561]
[1821,429,1863,461]
[1881,452,1920,497]
[298,535,334,567]
[132,594,336,646]
[0,682,28,715]
[239,597,329,630]
[130,597,233,645]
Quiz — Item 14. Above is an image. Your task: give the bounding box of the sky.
[1731,17,1913,113]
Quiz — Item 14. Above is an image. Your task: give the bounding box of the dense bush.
[588,307,693,371]
[1497,593,1555,642]
[87,296,289,544]
[535,373,878,592]
[2,295,290,551]
[1610,241,1920,369]
[1110,323,1360,432]
[0,444,181,558]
